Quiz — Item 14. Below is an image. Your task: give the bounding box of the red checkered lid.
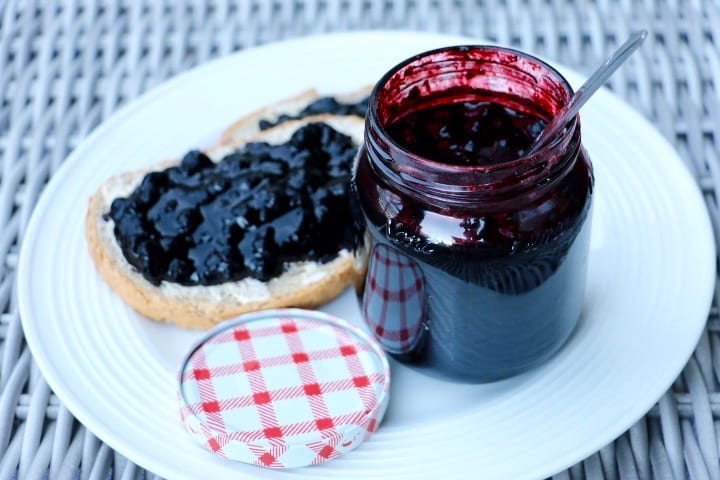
[177,308,391,468]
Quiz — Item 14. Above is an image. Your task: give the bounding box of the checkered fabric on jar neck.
[177,309,390,468]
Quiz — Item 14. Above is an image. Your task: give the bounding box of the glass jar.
[351,45,594,382]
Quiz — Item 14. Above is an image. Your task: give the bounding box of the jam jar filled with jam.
[351,46,594,382]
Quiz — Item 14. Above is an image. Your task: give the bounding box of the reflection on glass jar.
[362,243,427,355]
[351,45,594,382]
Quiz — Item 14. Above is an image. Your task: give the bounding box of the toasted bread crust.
[219,85,372,146]
[86,114,365,330]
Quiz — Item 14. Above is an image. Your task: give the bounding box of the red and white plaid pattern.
[177,309,390,468]
[362,244,426,354]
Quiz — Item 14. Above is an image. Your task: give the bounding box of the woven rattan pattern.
[0,1,718,478]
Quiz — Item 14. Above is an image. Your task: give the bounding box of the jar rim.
[367,44,578,175]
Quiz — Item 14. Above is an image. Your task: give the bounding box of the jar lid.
[177,308,391,468]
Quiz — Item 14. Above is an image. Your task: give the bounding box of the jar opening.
[365,45,580,205]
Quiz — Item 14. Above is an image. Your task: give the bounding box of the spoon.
[527,29,648,155]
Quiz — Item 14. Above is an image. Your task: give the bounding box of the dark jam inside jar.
[386,101,546,166]
[351,45,594,382]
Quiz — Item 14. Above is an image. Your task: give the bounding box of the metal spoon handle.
[527,29,648,155]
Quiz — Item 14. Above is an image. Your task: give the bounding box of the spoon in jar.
[526,29,648,155]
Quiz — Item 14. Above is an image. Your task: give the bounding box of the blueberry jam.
[386,101,546,166]
[351,45,594,382]
[108,123,356,286]
[259,95,370,130]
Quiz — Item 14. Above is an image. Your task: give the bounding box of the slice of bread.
[219,86,372,146]
[86,114,365,330]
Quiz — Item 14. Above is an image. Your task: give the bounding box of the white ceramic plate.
[18,31,715,480]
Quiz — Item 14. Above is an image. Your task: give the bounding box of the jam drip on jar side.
[383,201,590,295]
[386,101,546,166]
[108,123,357,286]
[259,95,370,130]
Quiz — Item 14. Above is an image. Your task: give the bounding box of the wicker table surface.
[1,1,718,479]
